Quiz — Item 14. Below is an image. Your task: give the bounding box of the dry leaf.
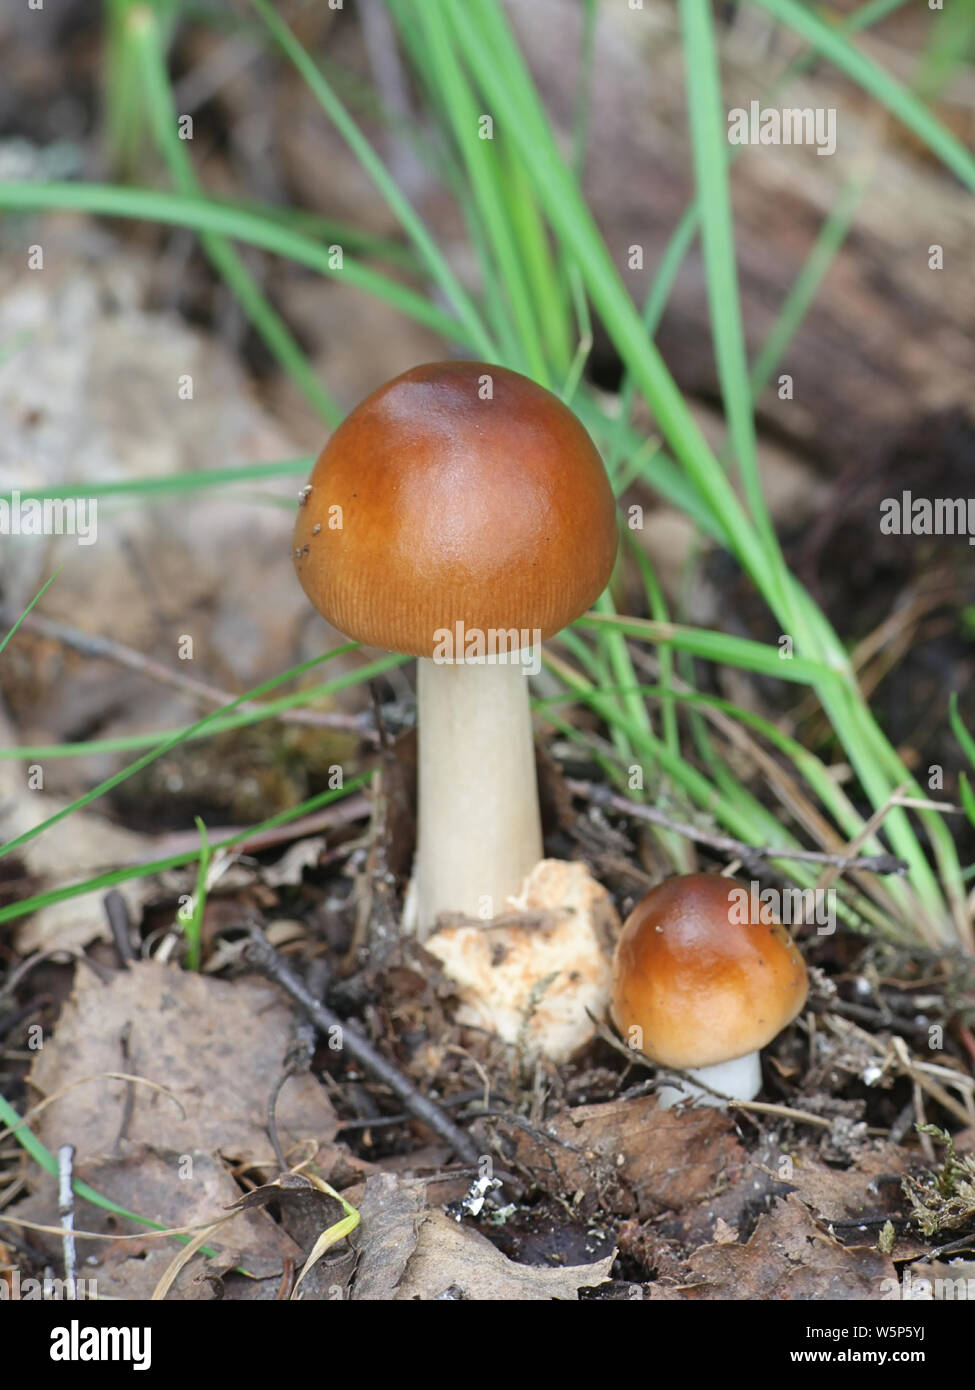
[501,1095,744,1218]
[28,960,337,1168]
[393,1209,615,1301]
[351,1173,426,1302]
[783,1144,910,1229]
[712,1217,739,1245]
[686,1195,897,1300]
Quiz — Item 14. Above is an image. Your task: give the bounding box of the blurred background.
[0,0,974,944]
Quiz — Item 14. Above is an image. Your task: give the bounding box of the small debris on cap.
[298,485,313,506]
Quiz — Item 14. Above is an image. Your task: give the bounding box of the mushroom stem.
[656,1051,761,1109]
[410,656,543,936]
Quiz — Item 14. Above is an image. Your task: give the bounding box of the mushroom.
[611,874,808,1106]
[293,361,617,934]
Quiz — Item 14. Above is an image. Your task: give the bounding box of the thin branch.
[242,928,483,1168]
[56,1144,78,1299]
[104,890,136,967]
[1,608,374,737]
[567,778,908,876]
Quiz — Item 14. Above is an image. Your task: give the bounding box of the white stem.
[655,1051,762,1109]
[409,656,543,937]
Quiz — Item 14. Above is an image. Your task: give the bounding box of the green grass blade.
[749,0,975,192]
[248,0,496,359]
[0,182,464,342]
[0,642,372,862]
[575,612,842,687]
[0,570,61,658]
[750,175,866,399]
[0,652,407,761]
[130,5,340,424]
[181,817,210,971]
[0,771,373,927]
[448,0,766,593]
[950,692,975,771]
[499,147,572,376]
[414,2,547,381]
[0,459,313,508]
[0,1092,178,1242]
[678,0,794,630]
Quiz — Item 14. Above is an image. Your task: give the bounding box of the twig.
[274,1255,296,1301]
[596,1016,833,1123]
[56,1144,78,1300]
[567,779,908,875]
[889,1098,917,1146]
[152,796,371,859]
[727,1098,831,1128]
[243,928,483,1168]
[806,995,932,1044]
[113,1023,136,1153]
[927,1229,975,1261]
[104,890,136,967]
[1,607,374,737]
[890,1035,975,1129]
[829,1016,975,1127]
[267,959,329,1171]
[335,1087,500,1133]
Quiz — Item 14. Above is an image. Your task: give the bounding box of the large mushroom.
[611,874,808,1106]
[293,361,617,935]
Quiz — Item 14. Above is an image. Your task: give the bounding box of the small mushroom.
[292,361,617,934]
[611,874,808,1106]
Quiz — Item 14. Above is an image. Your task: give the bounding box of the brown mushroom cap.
[611,874,809,1069]
[292,361,618,657]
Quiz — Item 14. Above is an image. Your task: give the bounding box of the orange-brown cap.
[611,874,808,1069]
[292,361,618,657]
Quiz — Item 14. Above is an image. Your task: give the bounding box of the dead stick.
[242,929,482,1168]
[153,795,371,858]
[568,779,907,876]
[1,608,373,737]
[57,1144,78,1299]
[104,890,136,967]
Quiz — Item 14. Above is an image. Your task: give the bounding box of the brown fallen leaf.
[392,1208,615,1301]
[685,1194,897,1300]
[28,960,337,1169]
[498,1095,744,1219]
[712,1217,739,1245]
[781,1145,910,1229]
[229,1173,357,1300]
[350,1172,427,1301]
